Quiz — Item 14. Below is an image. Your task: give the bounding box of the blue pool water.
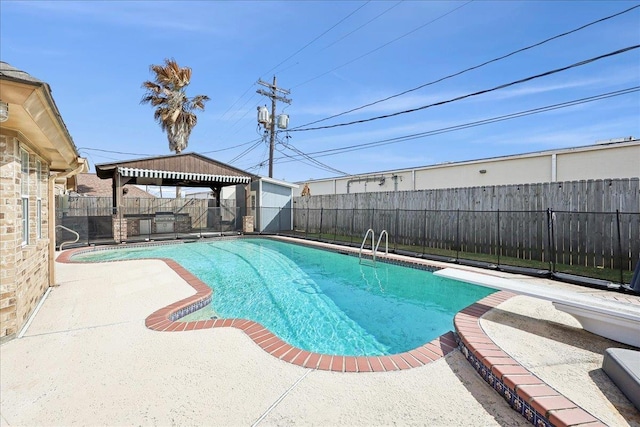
[74,238,494,356]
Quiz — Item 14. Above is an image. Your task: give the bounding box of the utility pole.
[257,76,291,178]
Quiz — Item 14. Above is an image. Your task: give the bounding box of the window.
[36,160,42,239]
[20,148,29,245]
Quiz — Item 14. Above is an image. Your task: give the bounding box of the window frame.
[36,159,42,239]
[20,147,29,245]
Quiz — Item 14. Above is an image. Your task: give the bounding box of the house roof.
[75,173,155,198]
[0,61,45,84]
[0,61,86,176]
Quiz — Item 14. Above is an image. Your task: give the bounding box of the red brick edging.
[57,247,458,372]
[455,292,606,427]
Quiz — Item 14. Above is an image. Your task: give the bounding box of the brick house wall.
[1,134,50,341]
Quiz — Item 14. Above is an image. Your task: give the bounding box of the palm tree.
[141,59,210,154]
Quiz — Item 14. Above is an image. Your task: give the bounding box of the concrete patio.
[1,247,638,426]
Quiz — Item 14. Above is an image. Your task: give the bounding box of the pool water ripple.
[74,238,494,356]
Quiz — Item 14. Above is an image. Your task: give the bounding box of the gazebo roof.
[95,152,256,188]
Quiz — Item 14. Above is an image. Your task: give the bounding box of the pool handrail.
[375,230,389,256]
[56,225,80,250]
[359,228,376,265]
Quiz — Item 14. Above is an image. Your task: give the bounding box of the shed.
[223,177,298,233]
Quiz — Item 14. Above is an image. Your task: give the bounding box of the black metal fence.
[55,203,639,285]
[282,207,638,285]
[56,206,244,246]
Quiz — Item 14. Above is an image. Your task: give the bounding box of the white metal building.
[300,139,640,196]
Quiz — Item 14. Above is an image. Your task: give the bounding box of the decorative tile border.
[271,235,441,272]
[455,292,606,427]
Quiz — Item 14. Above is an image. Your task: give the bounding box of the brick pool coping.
[56,246,459,372]
[454,293,605,427]
[57,243,604,426]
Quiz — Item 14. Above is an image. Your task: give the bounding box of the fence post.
[547,208,556,273]
[349,208,355,245]
[305,206,309,239]
[456,209,460,260]
[496,209,501,267]
[616,210,624,284]
[319,207,323,240]
[86,204,90,245]
[421,209,427,256]
[371,208,374,231]
[395,208,399,251]
[334,208,338,242]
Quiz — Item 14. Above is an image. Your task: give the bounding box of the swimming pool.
[74,238,495,356]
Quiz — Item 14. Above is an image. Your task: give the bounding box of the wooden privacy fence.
[289,207,638,272]
[59,197,211,216]
[291,179,640,275]
[294,178,639,212]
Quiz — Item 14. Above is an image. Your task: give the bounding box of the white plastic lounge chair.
[433,268,640,348]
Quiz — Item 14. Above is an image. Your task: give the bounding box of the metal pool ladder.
[359,229,388,267]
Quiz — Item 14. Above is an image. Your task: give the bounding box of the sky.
[1,0,639,187]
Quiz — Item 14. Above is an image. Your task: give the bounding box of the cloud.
[9,1,245,36]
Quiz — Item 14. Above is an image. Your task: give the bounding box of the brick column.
[112,212,127,242]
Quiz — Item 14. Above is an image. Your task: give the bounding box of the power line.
[275,1,405,77]
[219,94,262,137]
[200,137,261,154]
[292,4,640,130]
[80,139,262,158]
[288,45,640,132]
[218,3,370,128]
[227,138,264,164]
[263,1,371,78]
[278,136,350,175]
[217,84,255,122]
[77,147,159,156]
[270,87,638,167]
[320,1,404,52]
[291,0,474,89]
[275,144,341,176]
[218,3,369,133]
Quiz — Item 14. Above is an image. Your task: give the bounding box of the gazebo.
[95,152,256,209]
[95,153,256,241]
